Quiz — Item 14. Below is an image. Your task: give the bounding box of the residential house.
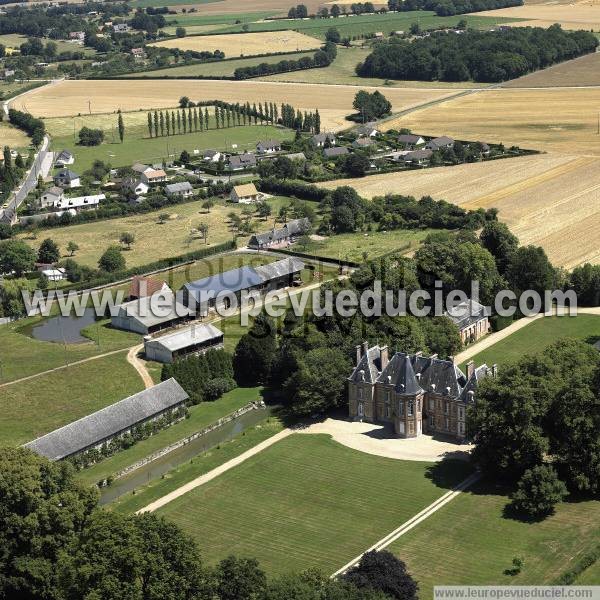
[230,182,259,203]
[203,149,222,163]
[132,162,151,175]
[227,152,257,171]
[323,146,349,159]
[348,343,494,441]
[403,149,432,165]
[248,217,310,250]
[55,150,74,166]
[41,267,66,281]
[256,139,282,154]
[113,23,130,33]
[144,323,224,364]
[122,177,149,195]
[128,275,171,301]
[352,137,374,149]
[24,379,189,461]
[131,47,146,59]
[69,31,85,41]
[356,123,379,138]
[478,142,490,155]
[373,31,384,38]
[141,168,167,184]
[53,169,80,189]
[397,134,425,149]
[165,181,193,198]
[40,186,64,209]
[425,136,455,151]
[311,132,336,147]
[53,194,105,212]
[1,68,15,79]
[445,299,490,344]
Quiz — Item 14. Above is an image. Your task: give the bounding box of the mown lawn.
[0,351,144,446]
[156,433,473,574]
[465,314,600,369]
[0,318,140,384]
[76,386,263,486]
[389,481,600,595]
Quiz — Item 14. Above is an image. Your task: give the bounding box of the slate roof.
[165,182,193,194]
[24,379,189,460]
[132,162,150,173]
[249,217,309,246]
[445,299,490,331]
[56,150,73,163]
[426,136,454,150]
[147,323,223,352]
[323,146,349,158]
[183,265,264,304]
[458,364,490,403]
[380,352,423,395]
[256,139,281,151]
[228,153,257,169]
[255,257,305,281]
[404,149,432,162]
[312,132,336,145]
[43,185,64,198]
[117,291,195,328]
[349,345,384,384]
[54,169,79,182]
[411,353,466,397]
[397,134,424,145]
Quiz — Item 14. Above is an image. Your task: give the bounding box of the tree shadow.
[424,459,475,491]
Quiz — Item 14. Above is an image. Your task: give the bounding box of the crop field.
[157,433,473,574]
[149,31,322,57]
[320,153,600,268]
[12,79,458,131]
[17,197,288,269]
[0,33,96,55]
[464,315,600,369]
[0,351,144,446]
[147,0,327,15]
[390,480,600,596]
[504,52,600,88]
[124,51,315,78]
[0,122,30,150]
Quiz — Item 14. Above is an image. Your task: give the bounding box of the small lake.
[31,308,98,344]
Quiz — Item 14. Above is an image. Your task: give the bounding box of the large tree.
[98,245,126,272]
[479,221,518,276]
[506,245,555,298]
[38,237,60,264]
[0,239,36,276]
[233,313,277,386]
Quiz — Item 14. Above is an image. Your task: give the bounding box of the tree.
[326,27,341,43]
[37,237,60,263]
[158,213,170,224]
[343,153,370,177]
[119,232,135,250]
[197,222,209,244]
[257,202,272,220]
[180,149,191,163]
[480,221,518,276]
[233,313,277,386]
[343,550,418,600]
[202,199,215,213]
[0,223,12,240]
[352,90,392,121]
[67,241,79,256]
[215,556,267,600]
[147,112,153,138]
[117,109,125,143]
[176,26,186,37]
[331,4,341,17]
[509,465,568,519]
[507,245,555,298]
[0,239,36,276]
[78,127,104,146]
[98,245,125,272]
[179,96,190,108]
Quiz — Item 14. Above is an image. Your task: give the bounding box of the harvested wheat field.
[149,31,321,57]
[172,0,325,15]
[383,87,600,156]
[472,1,600,29]
[12,79,457,131]
[0,122,30,149]
[319,154,600,268]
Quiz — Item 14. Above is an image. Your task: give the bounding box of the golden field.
[149,31,321,57]
[319,154,600,268]
[0,122,30,150]
[10,79,458,131]
[171,0,326,15]
[382,87,600,156]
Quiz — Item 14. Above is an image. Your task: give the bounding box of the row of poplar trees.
[146,101,321,138]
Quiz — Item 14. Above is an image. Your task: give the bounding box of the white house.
[165,182,193,198]
[256,139,282,154]
[40,186,64,208]
[122,177,149,195]
[311,132,336,147]
[113,23,130,33]
[230,183,259,203]
[53,169,80,189]
[53,194,105,211]
[203,149,222,163]
[41,267,66,281]
[55,150,74,166]
[141,168,167,184]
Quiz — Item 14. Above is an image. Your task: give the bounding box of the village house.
[397,134,425,149]
[203,149,222,163]
[256,139,282,154]
[227,152,257,171]
[53,169,80,189]
[41,267,66,282]
[53,194,105,212]
[54,149,74,166]
[311,132,336,147]
[113,23,130,33]
[128,275,170,301]
[445,299,491,344]
[131,47,146,59]
[230,182,259,203]
[144,323,224,364]
[24,379,189,461]
[323,146,349,159]
[356,123,379,138]
[141,168,167,184]
[69,31,85,41]
[165,181,193,198]
[132,162,150,175]
[426,136,455,151]
[348,343,494,441]
[40,186,64,208]
[248,217,310,250]
[352,137,374,149]
[1,68,15,79]
[122,176,149,195]
[403,149,432,165]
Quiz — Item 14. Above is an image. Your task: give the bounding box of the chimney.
[492,363,498,378]
[430,353,438,360]
[362,341,369,357]
[415,351,423,357]
[449,355,455,364]
[466,360,475,380]
[355,345,362,366]
[380,345,389,370]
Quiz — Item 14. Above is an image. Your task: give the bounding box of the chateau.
[348,343,495,441]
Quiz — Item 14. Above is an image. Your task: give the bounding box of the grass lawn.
[216,12,518,39]
[301,228,435,262]
[0,351,144,446]
[112,415,283,514]
[156,433,473,574]
[124,51,316,78]
[164,12,275,27]
[0,317,140,384]
[575,559,600,584]
[76,386,263,486]
[0,80,48,101]
[0,33,95,56]
[17,197,290,269]
[464,314,600,369]
[389,481,600,596]
[48,121,292,172]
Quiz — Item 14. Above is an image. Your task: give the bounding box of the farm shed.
[144,323,224,363]
[248,218,310,250]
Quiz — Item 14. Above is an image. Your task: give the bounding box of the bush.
[509,465,568,519]
[204,377,237,401]
[78,127,104,146]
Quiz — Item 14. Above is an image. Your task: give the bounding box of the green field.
[156,433,472,574]
[465,314,600,369]
[124,51,316,78]
[389,481,600,595]
[216,12,518,39]
[131,0,222,8]
[0,80,48,101]
[76,386,263,486]
[0,351,144,446]
[575,559,600,584]
[0,317,139,383]
[48,118,292,171]
[0,33,96,56]
[164,11,276,28]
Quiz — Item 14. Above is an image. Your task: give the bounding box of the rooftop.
[147,323,223,352]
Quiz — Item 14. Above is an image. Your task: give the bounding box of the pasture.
[390,481,600,596]
[0,33,96,55]
[464,315,600,369]
[12,79,458,131]
[0,351,144,446]
[156,433,473,574]
[149,31,322,57]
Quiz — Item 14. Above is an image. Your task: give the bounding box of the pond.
[31,307,98,344]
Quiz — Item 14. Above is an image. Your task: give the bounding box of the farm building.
[128,275,170,300]
[444,299,490,344]
[53,169,80,189]
[426,136,454,151]
[397,134,425,149]
[228,153,257,171]
[111,291,195,334]
[230,183,259,203]
[181,257,305,314]
[144,323,224,363]
[324,146,349,159]
[256,139,282,154]
[248,217,310,250]
[165,182,193,198]
[24,379,189,461]
[55,150,74,166]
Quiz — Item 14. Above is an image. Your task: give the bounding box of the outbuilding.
[144,323,224,363]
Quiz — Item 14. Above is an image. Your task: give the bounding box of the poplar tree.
[187,108,193,133]
[182,109,187,134]
[117,110,125,143]
[252,103,258,125]
[205,107,210,129]
[315,108,321,134]
[166,111,171,136]
[153,111,159,138]
[193,107,199,131]
[198,109,204,131]
[159,111,165,137]
[177,111,182,134]
[147,112,153,138]
[171,112,176,135]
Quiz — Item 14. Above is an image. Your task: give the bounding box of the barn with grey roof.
[24,379,189,461]
[248,218,309,250]
[144,323,224,363]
